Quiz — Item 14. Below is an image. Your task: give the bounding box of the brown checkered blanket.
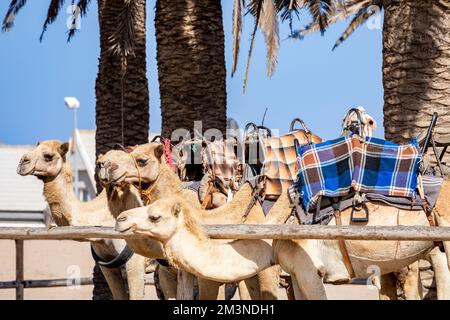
[261,130,323,200]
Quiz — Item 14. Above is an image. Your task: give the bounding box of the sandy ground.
[0,240,378,300]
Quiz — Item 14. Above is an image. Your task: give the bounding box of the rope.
[128,152,161,205]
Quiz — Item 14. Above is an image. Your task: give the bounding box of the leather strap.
[91,244,134,269]
[156,259,170,268]
[333,208,356,279]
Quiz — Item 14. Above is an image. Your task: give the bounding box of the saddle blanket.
[296,135,422,212]
[294,174,443,225]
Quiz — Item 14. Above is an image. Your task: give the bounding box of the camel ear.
[154,144,165,161]
[172,202,182,217]
[126,145,137,153]
[36,141,41,146]
[58,142,69,156]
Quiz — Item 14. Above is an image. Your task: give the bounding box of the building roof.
[0,144,46,212]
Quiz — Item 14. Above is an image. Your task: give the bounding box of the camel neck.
[42,165,78,226]
[163,211,272,283]
[145,165,183,203]
[42,163,112,227]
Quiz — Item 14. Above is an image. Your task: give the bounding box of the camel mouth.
[17,165,35,176]
[115,223,135,233]
[131,181,152,190]
[110,172,127,185]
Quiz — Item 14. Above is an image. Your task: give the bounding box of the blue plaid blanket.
[296,135,421,212]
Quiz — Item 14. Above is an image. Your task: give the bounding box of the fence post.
[176,270,194,300]
[15,240,24,300]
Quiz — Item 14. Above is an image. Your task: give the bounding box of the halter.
[114,145,160,206]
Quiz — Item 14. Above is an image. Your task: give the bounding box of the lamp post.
[64,97,80,199]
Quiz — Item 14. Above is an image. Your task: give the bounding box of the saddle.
[292,111,446,227]
[172,136,243,209]
[242,118,322,219]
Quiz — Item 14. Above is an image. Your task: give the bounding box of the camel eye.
[44,153,55,162]
[369,120,374,125]
[149,215,161,223]
[136,158,148,167]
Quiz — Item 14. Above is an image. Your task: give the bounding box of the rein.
[128,152,161,206]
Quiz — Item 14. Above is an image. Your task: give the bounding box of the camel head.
[97,143,165,188]
[116,199,185,242]
[17,140,70,180]
[341,106,377,138]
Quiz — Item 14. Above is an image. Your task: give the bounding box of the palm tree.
[155,0,227,138]
[236,0,450,143]
[3,0,150,300]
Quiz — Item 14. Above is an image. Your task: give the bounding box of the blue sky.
[0,1,383,145]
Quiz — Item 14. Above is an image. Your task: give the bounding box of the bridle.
[114,143,161,206]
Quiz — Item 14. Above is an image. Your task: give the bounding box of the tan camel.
[98,145,287,300]
[115,198,274,283]
[272,194,450,300]
[17,140,149,300]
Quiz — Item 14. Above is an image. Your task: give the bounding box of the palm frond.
[274,0,302,33]
[243,0,263,93]
[307,0,332,35]
[231,0,244,77]
[2,0,27,32]
[39,0,66,42]
[259,0,279,78]
[290,0,373,39]
[108,0,138,71]
[333,1,382,50]
[67,0,92,42]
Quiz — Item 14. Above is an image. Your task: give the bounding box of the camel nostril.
[21,157,30,164]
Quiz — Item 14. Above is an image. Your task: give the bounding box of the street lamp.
[64,97,80,199]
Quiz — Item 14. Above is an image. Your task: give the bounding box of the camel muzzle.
[17,155,35,176]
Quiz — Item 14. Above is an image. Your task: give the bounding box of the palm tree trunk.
[93,0,149,300]
[382,0,450,144]
[95,0,150,157]
[155,0,227,138]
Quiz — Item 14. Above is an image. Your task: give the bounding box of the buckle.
[350,202,369,223]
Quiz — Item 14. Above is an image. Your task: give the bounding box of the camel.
[115,198,274,283]
[17,140,149,300]
[102,140,450,300]
[272,194,450,300]
[97,144,294,299]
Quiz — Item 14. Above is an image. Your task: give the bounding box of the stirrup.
[350,202,369,223]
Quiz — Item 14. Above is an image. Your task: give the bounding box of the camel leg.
[124,254,146,300]
[289,274,306,300]
[379,273,397,300]
[158,265,178,300]
[433,213,450,270]
[197,278,225,300]
[99,266,128,300]
[402,262,421,300]
[239,277,260,300]
[258,265,280,300]
[428,247,450,300]
[289,258,326,300]
[282,276,296,300]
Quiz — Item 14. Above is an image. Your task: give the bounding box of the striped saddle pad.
[261,130,322,200]
[296,134,422,211]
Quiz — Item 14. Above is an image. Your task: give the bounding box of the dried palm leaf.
[259,0,280,78]
[333,1,382,50]
[307,0,332,35]
[231,0,244,77]
[243,0,263,93]
[290,0,373,39]
[2,0,27,32]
